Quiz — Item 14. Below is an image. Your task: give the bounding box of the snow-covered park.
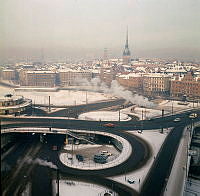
[0,85,115,106]
[78,111,131,121]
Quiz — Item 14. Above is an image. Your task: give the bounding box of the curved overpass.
[1,126,151,177]
[1,108,200,196]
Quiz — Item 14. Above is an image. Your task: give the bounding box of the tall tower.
[122,27,131,65]
[103,48,108,61]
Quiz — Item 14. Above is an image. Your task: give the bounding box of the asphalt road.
[31,98,126,118]
[2,108,200,131]
[140,124,186,196]
[1,108,200,196]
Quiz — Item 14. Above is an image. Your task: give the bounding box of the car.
[52,145,57,151]
[93,154,108,164]
[127,179,135,184]
[100,151,112,156]
[189,113,197,119]
[101,150,108,154]
[174,118,181,122]
[76,154,84,161]
[103,123,115,128]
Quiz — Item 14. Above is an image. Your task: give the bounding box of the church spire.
[123,27,131,57]
[122,26,131,64]
[125,26,129,48]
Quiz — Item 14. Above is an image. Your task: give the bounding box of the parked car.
[76,154,84,161]
[174,118,181,122]
[103,123,115,128]
[189,113,197,119]
[127,179,135,184]
[101,150,108,154]
[52,145,57,151]
[93,154,108,164]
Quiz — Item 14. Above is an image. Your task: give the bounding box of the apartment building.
[1,69,16,81]
[59,69,92,86]
[171,72,200,98]
[143,73,171,96]
[116,73,144,91]
[25,71,57,87]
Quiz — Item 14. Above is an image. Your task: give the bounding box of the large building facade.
[20,71,57,87]
[1,69,16,81]
[143,73,171,96]
[116,73,144,91]
[171,72,200,98]
[59,69,92,86]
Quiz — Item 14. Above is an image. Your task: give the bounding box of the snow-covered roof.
[0,95,23,102]
[144,73,170,78]
[2,69,15,72]
[58,69,91,73]
[27,70,55,74]
[118,73,144,79]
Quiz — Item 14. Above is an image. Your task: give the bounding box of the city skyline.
[1,0,200,62]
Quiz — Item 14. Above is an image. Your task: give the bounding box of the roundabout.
[50,128,151,177]
[1,126,151,177]
[59,130,132,170]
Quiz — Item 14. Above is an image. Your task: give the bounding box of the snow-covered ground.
[59,130,131,170]
[78,111,131,121]
[121,106,162,120]
[58,127,172,193]
[0,86,15,96]
[109,128,172,192]
[0,85,115,106]
[158,100,199,112]
[17,90,114,106]
[121,99,199,120]
[53,128,169,196]
[60,144,120,170]
[52,180,118,196]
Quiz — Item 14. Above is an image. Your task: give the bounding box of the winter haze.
[1,0,200,62]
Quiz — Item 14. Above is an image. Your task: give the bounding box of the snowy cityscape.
[1,0,200,196]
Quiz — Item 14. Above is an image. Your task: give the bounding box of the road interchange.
[1,104,200,196]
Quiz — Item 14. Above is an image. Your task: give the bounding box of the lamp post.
[56,169,59,196]
[86,91,88,104]
[119,105,124,122]
[161,109,164,133]
[140,110,143,133]
[193,98,194,108]
[49,96,51,112]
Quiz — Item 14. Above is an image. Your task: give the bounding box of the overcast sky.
[0,0,200,62]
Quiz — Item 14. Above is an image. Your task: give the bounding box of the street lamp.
[56,169,59,196]
[139,110,143,133]
[119,105,124,122]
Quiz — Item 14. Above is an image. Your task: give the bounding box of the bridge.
[1,107,200,196]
